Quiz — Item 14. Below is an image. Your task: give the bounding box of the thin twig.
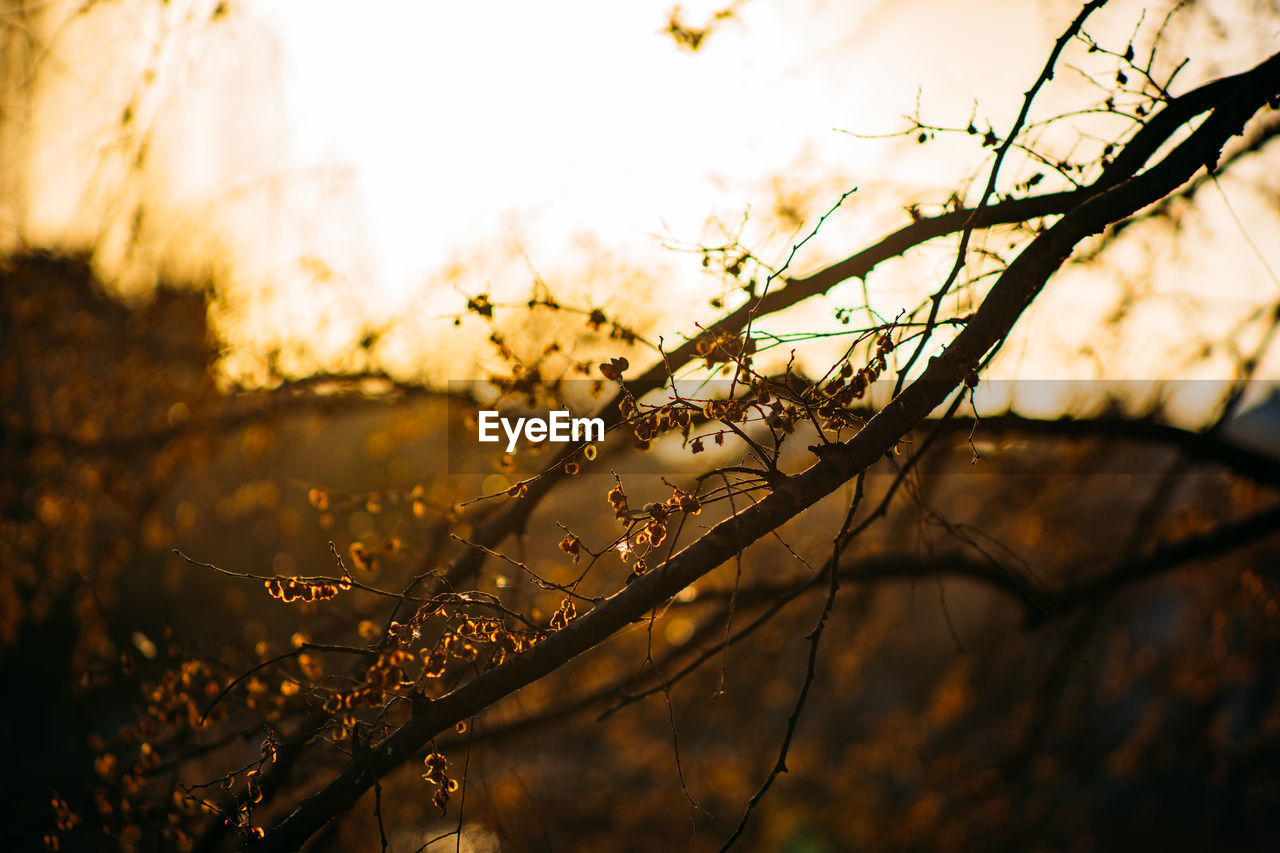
[718,474,865,851]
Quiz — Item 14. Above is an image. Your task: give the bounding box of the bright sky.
[6,0,1279,409]
[248,0,1064,306]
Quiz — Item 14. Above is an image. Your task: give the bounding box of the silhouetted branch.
[249,47,1280,853]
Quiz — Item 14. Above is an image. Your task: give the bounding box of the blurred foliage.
[3,251,1279,852]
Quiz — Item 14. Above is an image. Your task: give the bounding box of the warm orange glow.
[3,0,1278,397]
[9,5,1280,850]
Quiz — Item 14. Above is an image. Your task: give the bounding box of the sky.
[3,0,1278,414]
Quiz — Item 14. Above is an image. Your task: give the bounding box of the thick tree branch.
[253,51,1280,852]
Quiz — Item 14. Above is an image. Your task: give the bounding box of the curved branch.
[253,51,1280,852]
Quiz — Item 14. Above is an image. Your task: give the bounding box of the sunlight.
[249,0,897,343]
[5,0,903,380]
[4,0,1277,392]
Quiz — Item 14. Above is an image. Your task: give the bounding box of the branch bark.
[251,50,1280,853]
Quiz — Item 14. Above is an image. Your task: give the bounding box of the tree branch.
[252,50,1280,852]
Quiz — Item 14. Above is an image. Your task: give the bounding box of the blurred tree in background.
[3,1,1280,851]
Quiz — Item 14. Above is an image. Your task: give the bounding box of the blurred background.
[3,0,1280,850]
